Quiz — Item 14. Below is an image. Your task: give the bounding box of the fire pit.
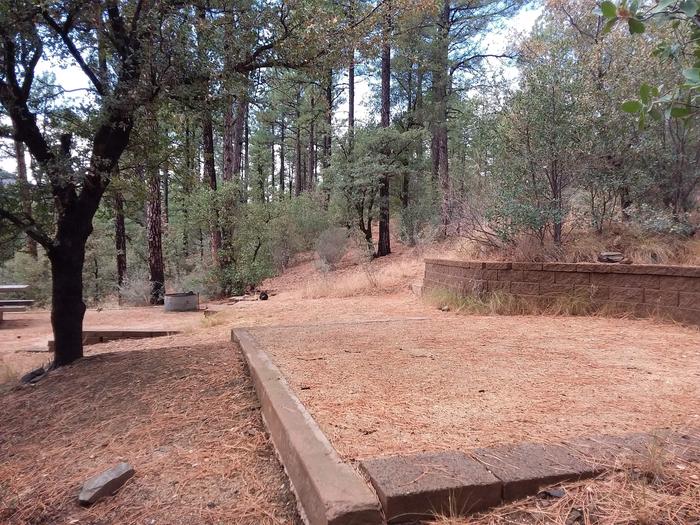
[164,291,199,312]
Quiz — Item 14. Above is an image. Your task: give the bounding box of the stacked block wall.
[423,259,700,326]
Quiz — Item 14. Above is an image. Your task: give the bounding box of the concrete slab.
[48,330,181,351]
[667,430,700,462]
[564,431,660,468]
[360,451,501,523]
[233,328,382,525]
[472,442,601,501]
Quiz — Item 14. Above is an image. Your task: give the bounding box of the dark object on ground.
[259,292,268,301]
[20,367,45,384]
[597,251,631,264]
[539,487,566,498]
[566,508,584,525]
[79,462,135,506]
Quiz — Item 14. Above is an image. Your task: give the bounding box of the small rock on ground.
[539,487,566,498]
[78,462,135,505]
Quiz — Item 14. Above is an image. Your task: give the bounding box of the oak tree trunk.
[49,244,86,367]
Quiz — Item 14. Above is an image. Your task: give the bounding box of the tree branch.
[0,206,53,248]
[450,53,515,75]
[21,41,43,99]
[41,11,106,96]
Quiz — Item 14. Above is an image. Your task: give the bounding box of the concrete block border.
[232,323,699,524]
[360,430,699,523]
[232,328,383,525]
[47,329,181,351]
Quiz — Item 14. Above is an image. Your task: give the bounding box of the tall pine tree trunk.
[202,110,221,265]
[114,189,127,303]
[145,108,165,304]
[377,4,392,257]
[146,166,165,304]
[279,119,286,195]
[270,122,276,196]
[348,51,355,150]
[294,104,302,196]
[416,67,424,159]
[323,70,333,169]
[162,167,169,224]
[232,96,246,183]
[308,94,316,190]
[244,102,249,200]
[433,0,451,235]
[223,100,235,182]
[182,119,193,256]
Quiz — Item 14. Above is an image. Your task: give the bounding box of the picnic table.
[0,285,29,293]
[0,284,32,323]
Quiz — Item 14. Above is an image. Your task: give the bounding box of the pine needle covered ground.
[1,245,699,524]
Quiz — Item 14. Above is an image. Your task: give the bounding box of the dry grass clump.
[426,289,596,318]
[432,442,700,525]
[0,357,52,393]
[301,259,421,298]
[426,288,699,327]
[0,360,20,391]
[454,224,700,265]
[199,310,230,328]
[0,343,299,525]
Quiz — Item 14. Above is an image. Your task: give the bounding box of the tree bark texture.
[377,6,392,257]
[114,190,127,294]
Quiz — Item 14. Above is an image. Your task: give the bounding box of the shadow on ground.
[0,343,299,525]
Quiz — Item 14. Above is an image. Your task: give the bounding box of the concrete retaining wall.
[423,259,700,326]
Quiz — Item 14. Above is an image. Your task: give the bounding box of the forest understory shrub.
[315,227,349,269]
[116,272,153,307]
[455,216,700,265]
[301,259,420,298]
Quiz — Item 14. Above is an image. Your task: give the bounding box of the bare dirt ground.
[2,243,700,524]
[250,316,700,460]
